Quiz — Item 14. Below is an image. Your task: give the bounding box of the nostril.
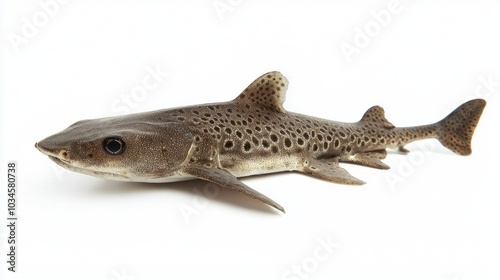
[60,150,68,159]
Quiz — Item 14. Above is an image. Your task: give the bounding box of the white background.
[1,1,499,279]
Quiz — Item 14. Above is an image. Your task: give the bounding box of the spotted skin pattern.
[36,71,486,213]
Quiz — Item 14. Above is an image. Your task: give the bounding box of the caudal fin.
[437,99,486,155]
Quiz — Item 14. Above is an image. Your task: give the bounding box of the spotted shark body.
[36,71,486,212]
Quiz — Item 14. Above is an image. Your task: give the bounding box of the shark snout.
[35,140,69,161]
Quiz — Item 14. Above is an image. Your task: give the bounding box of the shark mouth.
[47,155,131,181]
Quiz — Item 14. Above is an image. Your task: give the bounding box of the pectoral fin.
[300,157,365,185]
[183,165,285,213]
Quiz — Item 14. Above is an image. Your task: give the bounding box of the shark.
[36,71,486,213]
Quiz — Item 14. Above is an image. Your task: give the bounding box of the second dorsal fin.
[233,71,288,113]
[359,105,395,129]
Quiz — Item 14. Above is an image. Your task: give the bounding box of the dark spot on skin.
[346,146,352,153]
[313,144,318,152]
[262,140,270,148]
[284,138,292,148]
[214,127,220,132]
[334,139,340,148]
[193,110,199,115]
[88,153,93,158]
[177,117,185,121]
[339,131,346,138]
[224,140,234,149]
[317,134,323,141]
[243,141,251,152]
[323,142,328,150]
[236,131,243,139]
[297,138,304,146]
[225,128,232,134]
[252,136,259,146]
[303,132,309,140]
[272,146,279,153]
[246,129,253,135]
[270,134,279,142]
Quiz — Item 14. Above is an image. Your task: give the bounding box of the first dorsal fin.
[359,105,395,129]
[233,71,288,113]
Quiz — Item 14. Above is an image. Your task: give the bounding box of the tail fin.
[437,99,486,155]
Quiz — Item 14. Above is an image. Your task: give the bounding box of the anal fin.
[341,150,390,169]
[183,165,285,213]
[300,157,365,185]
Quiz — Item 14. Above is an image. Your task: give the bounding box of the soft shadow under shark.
[88,178,281,215]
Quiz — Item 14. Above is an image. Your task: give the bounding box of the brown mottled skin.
[36,71,486,212]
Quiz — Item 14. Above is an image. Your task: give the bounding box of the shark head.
[35,114,195,182]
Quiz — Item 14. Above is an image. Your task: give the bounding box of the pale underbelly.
[219,154,301,178]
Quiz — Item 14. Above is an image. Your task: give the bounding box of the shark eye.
[103,137,125,155]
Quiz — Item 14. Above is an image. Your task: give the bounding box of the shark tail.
[436,99,486,155]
